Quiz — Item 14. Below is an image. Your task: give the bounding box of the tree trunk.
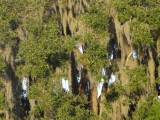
[90,82,98,114]
[148,48,156,90]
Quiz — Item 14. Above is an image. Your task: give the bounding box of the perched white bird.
[22,77,28,91]
[102,67,106,76]
[22,77,28,98]
[97,78,104,98]
[110,51,114,60]
[77,76,81,83]
[132,49,138,59]
[108,73,116,86]
[75,42,83,54]
[158,95,160,100]
[62,78,69,92]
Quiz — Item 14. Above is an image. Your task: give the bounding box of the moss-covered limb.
[147,48,156,90]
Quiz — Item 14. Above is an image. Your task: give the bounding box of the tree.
[133,97,160,120]
[128,65,148,94]
[28,78,94,119]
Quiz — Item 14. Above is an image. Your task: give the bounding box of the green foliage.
[28,83,41,99]
[0,55,6,73]
[80,41,107,75]
[108,61,119,72]
[29,78,93,120]
[0,0,159,119]
[132,0,160,30]
[0,80,5,92]
[103,100,113,114]
[114,0,132,23]
[0,92,6,110]
[122,97,135,106]
[55,95,91,120]
[80,2,109,35]
[133,99,160,120]
[156,77,160,84]
[114,0,160,48]
[99,100,112,120]
[0,0,44,45]
[114,0,160,29]
[128,65,147,94]
[16,15,71,78]
[107,84,125,101]
[131,20,153,47]
[106,90,119,101]
[145,3,160,30]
